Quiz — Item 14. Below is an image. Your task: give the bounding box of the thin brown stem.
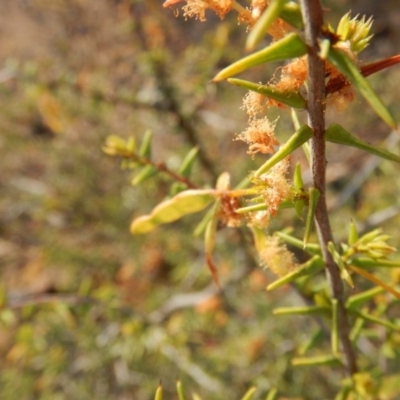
[117,150,198,189]
[300,0,358,375]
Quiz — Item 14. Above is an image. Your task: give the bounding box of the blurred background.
[0,0,400,398]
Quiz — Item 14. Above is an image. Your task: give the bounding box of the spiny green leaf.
[154,384,163,400]
[331,299,339,355]
[327,48,397,128]
[254,125,313,177]
[328,241,354,288]
[139,129,153,158]
[348,220,359,245]
[357,228,384,244]
[276,231,321,255]
[346,287,384,310]
[212,33,307,82]
[304,187,320,247]
[179,147,199,177]
[130,190,215,234]
[265,387,278,400]
[176,380,186,400]
[292,355,342,367]
[228,78,306,108]
[325,123,400,162]
[299,329,325,355]
[246,0,288,51]
[131,164,158,186]
[273,305,329,316]
[350,318,365,342]
[280,2,303,29]
[240,386,257,400]
[293,162,304,189]
[350,309,400,331]
[350,257,400,268]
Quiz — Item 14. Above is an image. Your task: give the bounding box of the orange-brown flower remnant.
[219,191,243,227]
[236,117,279,156]
[257,157,291,216]
[247,158,292,228]
[163,0,234,21]
[259,235,299,277]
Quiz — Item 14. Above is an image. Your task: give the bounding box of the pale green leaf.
[325,123,400,162]
[327,48,396,128]
[139,129,153,158]
[254,124,313,177]
[240,386,257,400]
[130,190,215,234]
[280,2,303,29]
[292,355,342,367]
[212,33,307,82]
[246,0,288,51]
[304,187,320,247]
[131,164,158,186]
[178,147,199,177]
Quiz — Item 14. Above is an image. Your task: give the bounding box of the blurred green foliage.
[0,0,400,399]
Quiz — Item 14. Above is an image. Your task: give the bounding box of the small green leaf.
[139,129,153,158]
[176,380,186,400]
[328,242,354,288]
[212,33,307,82]
[131,190,215,234]
[350,257,400,268]
[327,48,397,128]
[348,220,359,245]
[240,386,257,400]
[350,317,365,342]
[131,164,158,185]
[103,135,130,156]
[346,287,383,310]
[154,384,163,400]
[357,228,383,244]
[246,0,288,51]
[292,355,342,367]
[295,198,305,219]
[299,329,325,355]
[193,207,214,237]
[276,231,321,255]
[304,187,320,247]
[179,147,199,177]
[331,299,339,355]
[265,387,278,400]
[228,78,306,108]
[335,386,353,400]
[279,2,303,29]
[325,123,400,162]
[350,309,400,331]
[293,162,304,189]
[273,305,329,316]
[254,125,313,177]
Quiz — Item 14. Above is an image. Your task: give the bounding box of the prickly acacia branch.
[300,0,358,375]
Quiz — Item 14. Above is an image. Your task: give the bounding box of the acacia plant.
[104,0,400,398]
